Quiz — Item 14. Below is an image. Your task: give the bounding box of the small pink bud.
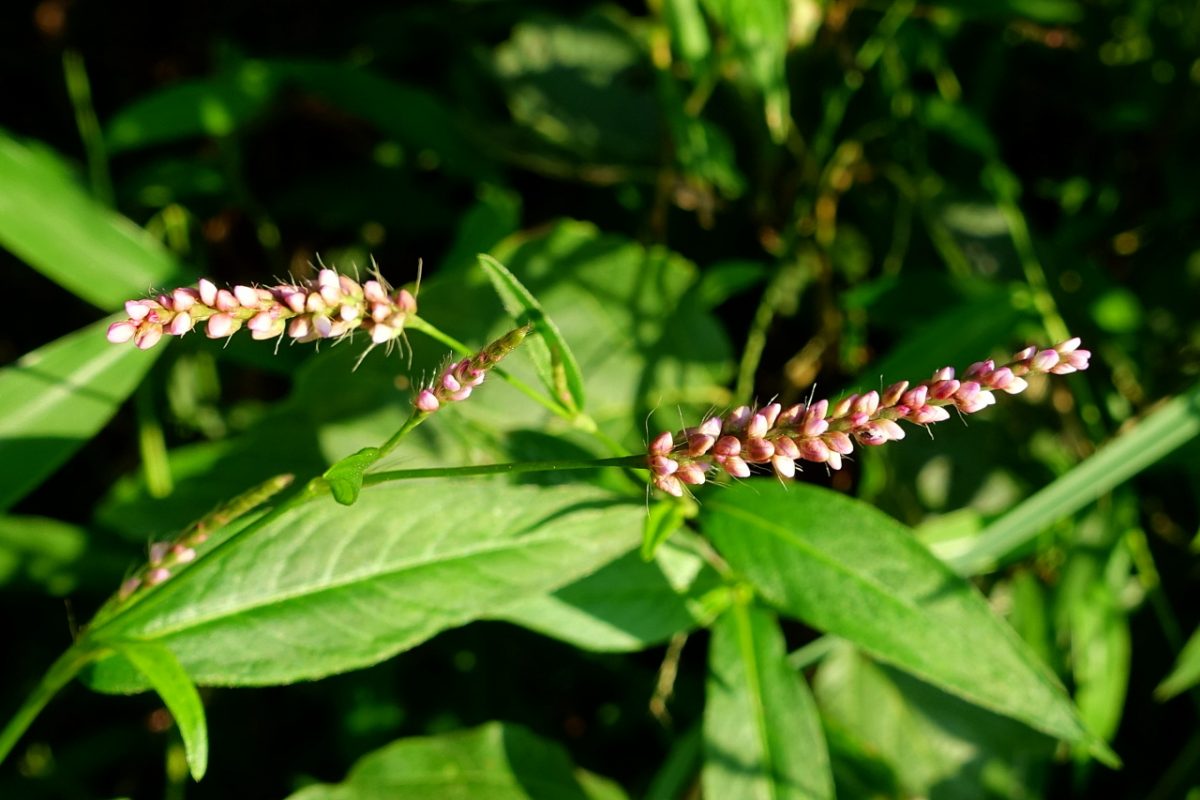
[233,285,260,307]
[985,367,1015,391]
[312,315,333,338]
[340,304,361,322]
[853,391,880,416]
[855,423,889,446]
[881,381,908,407]
[317,269,339,289]
[247,311,275,332]
[677,462,708,485]
[955,381,982,404]
[288,317,311,339]
[802,416,829,437]
[932,366,956,381]
[1057,337,1082,354]
[958,393,997,414]
[172,545,196,564]
[725,406,751,432]
[415,389,440,412]
[721,456,751,478]
[198,279,218,306]
[760,403,782,428]
[118,577,141,600]
[107,321,137,343]
[699,417,723,437]
[134,325,163,350]
[912,405,951,424]
[395,289,417,315]
[745,438,775,462]
[1031,349,1060,372]
[172,288,198,311]
[206,313,238,338]
[1013,345,1037,362]
[649,432,674,455]
[168,312,194,336]
[831,395,855,418]
[1002,376,1029,395]
[125,300,151,320]
[776,404,803,426]
[215,288,240,312]
[282,289,308,313]
[747,413,770,440]
[654,474,684,497]
[687,432,715,457]
[964,360,994,379]
[824,431,854,455]
[371,323,395,343]
[902,385,929,408]
[649,455,679,476]
[441,372,463,393]
[930,379,961,400]
[714,435,742,457]
[826,451,843,471]
[876,419,905,440]
[846,411,870,428]
[339,275,361,296]
[772,455,796,479]
[1065,349,1090,370]
[773,436,800,460]
[320,284,341,306]
[306,292,327,314]
[149,542,170,565]
[363,280,387,303]
[798,437,830,463]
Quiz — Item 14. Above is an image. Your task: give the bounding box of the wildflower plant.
[0,243,1122,796]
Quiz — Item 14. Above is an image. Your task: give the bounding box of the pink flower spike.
[107,321,137,343]
[649,432,674,455]
[198,278,218,307]
[168,312,194,336]
[206,313,237,339]
[415,389,440,412]
[1031,349,1060,372]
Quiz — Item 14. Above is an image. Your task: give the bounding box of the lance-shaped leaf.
[83,481,642,692]
[703,481,1116,765]
[115,641,208,781]
[704,600,833,800]
[478,254,586,413]
[287,722,627,800]
[0,131,190,309]
[0,318,161,512]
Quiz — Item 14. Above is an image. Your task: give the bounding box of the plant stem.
[379,409,431,459]
[62,49,113,205]
[0,643,105,767]
[364,455,646,486]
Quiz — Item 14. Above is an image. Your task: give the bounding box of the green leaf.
[286,722,622,800]
[663,0,712,70]
[83,481,642,691]
[494,537,723,652]
[478,253,586,413]
[105,66,277,153]
[645,724,702,800]
[698,0,791,142]
[0,132,190,309]
[114,641,208,781]
[814,641,1055,799]
[323,447,381,506]
[0,318,161,513]
[640,499,687,562]
[1157,626,1200,701]
[703,481,1114,764]
[950,380,1200,575]
[704,600,833,800]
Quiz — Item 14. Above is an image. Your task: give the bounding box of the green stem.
[364,455,646,486]
[0,643,105,767]
[62,49,113,205]
[136,383,173,498]
[379,409,431,459]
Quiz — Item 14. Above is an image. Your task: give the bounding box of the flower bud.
[107,321,137,343]
[649,432,674,455]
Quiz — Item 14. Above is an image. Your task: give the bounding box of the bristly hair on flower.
[645,338,1091,497]
[106,262,417,357]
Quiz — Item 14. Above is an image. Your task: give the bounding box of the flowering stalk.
[106,269,416,350]
[414,325,533,414]
[646,338,1091,497]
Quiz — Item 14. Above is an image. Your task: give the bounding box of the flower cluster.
[647,338,1091,496]
[106,269,417,350]
[415,325,532,413]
